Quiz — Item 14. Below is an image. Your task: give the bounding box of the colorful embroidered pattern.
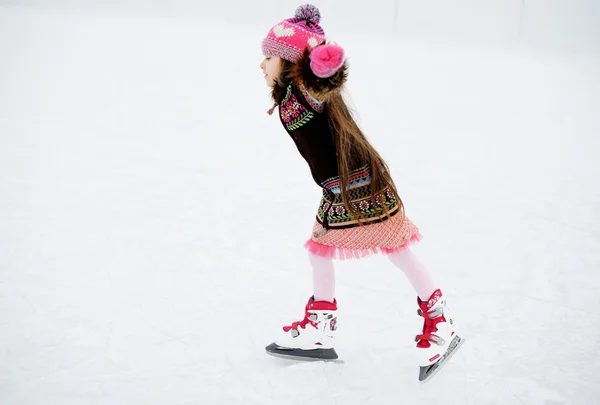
[316,182,400,229]
[321,163,371,193]
[299,84,324,112]
[280,85,315,131]
[316,164,399,228]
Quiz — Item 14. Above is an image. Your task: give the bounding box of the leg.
[308,251,336,302]
[265,251,338,358]
[388,248,437,301]
[389,248,462,380]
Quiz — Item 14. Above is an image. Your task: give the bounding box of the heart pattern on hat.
[273,24,295,38]
[261,5,327,63]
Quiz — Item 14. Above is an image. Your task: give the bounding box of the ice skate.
[265,296,339,361]
[415,289,464,382]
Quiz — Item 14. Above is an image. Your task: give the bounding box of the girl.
[260,4,462,381]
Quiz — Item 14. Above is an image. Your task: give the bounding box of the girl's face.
[260,55,282,88]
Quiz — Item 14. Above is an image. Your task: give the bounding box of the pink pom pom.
[309,44,345,78]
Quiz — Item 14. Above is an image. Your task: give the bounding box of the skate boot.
[415,289,464,382]
[265,296,338,360]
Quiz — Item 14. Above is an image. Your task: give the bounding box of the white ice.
[1,3,599,405]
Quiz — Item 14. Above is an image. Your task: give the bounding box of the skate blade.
[265,342,340,362]
[418,334,465,383]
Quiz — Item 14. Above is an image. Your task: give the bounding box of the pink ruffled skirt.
[305,212,422,260]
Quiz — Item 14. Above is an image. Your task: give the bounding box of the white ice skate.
[265,296,339,360]
[415,289,464,382]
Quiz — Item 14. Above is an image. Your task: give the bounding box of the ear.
[309,44,345,78]
[290,47,348,101]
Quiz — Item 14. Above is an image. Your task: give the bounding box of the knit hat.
[262,4,327,63]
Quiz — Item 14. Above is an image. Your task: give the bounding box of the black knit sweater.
[272,49,354,188]
[278,83,340,186]
[272,51,400,229]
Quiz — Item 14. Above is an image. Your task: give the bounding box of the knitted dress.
[277,55,421,260]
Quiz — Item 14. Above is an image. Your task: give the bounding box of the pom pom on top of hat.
[294,4,321,25]
[309,44,345,78]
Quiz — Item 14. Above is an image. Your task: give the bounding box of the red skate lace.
[283,311,317,332]
[416,308,444,348]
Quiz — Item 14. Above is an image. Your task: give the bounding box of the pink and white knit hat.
[262,4,327,63]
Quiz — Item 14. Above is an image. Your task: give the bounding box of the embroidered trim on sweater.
[299,84,324,112]
[317,182,399,229]
[321,164,371,193]
[280,85,315,131]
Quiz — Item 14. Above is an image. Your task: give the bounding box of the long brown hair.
[271,59,404,223]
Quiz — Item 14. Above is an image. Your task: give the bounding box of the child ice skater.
[260,4,462,381]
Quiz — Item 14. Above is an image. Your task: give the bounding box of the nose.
[260,60,265,70]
